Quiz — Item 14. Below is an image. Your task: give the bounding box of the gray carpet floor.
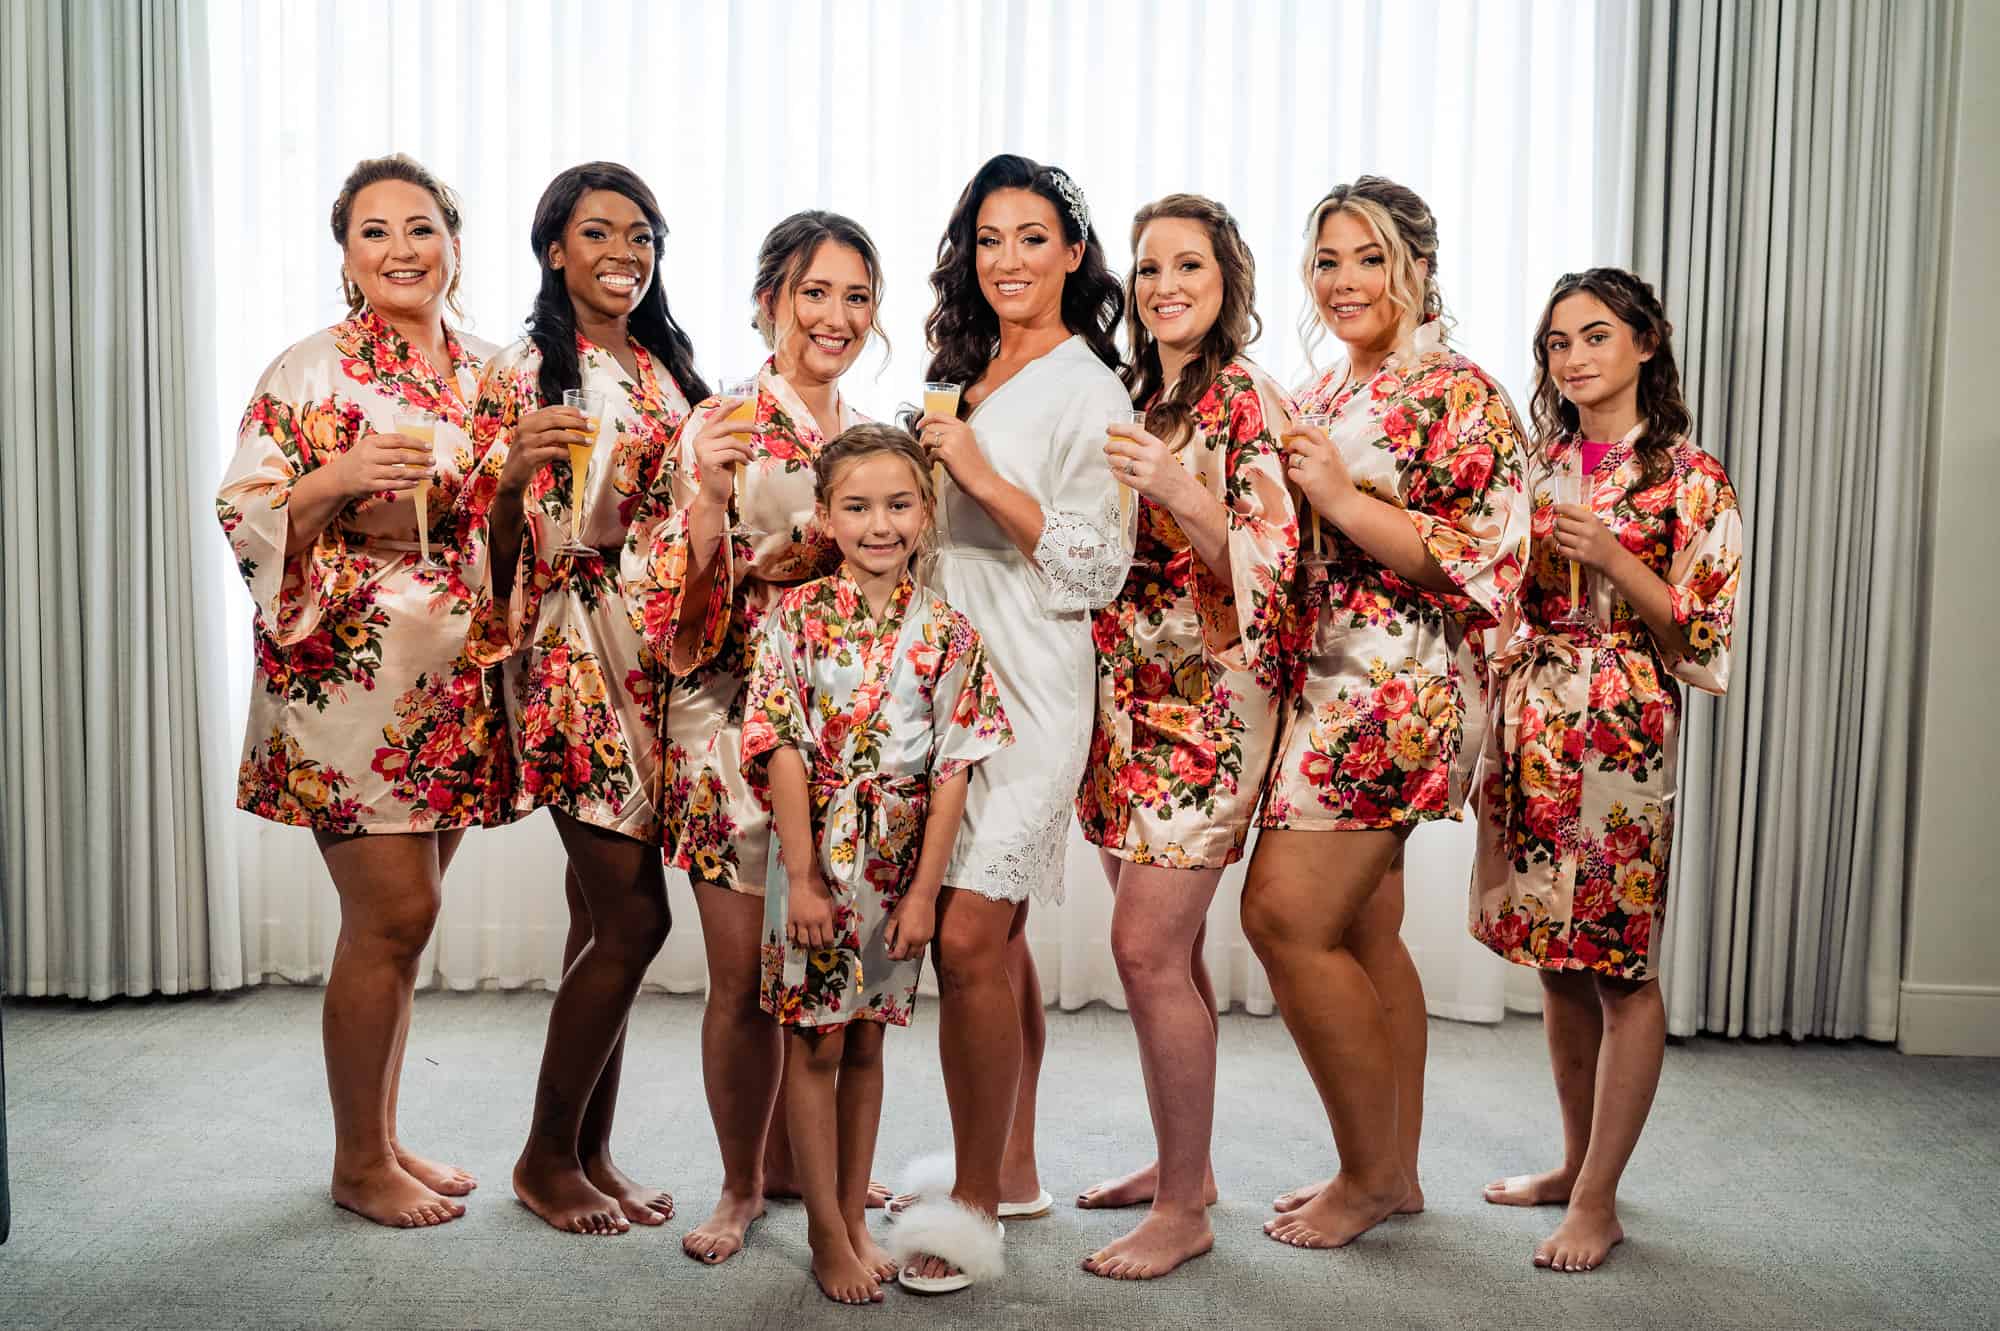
[2,989,1996,1330]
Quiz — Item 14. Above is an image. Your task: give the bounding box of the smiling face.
[770,239,875,385]
[1310,207,1420,361]
[343,179,457,324]
[1133,216,1224,360]
[1543,291,1652,423]
[548,188,656,325]
[819,451,930,581]
[975,187,1083,329]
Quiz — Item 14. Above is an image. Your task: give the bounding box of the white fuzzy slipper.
[889,1199,1004,1295]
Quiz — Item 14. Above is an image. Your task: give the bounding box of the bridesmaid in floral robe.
[1072,195,1296,1281]
[463,162,706,1237]
[1245,178,1531,1252]
[621,211,887,1265]
[1472,268,1742,1274]
[216,155,503,1229]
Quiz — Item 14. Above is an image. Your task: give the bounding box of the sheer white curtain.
[200,0,1621,1016]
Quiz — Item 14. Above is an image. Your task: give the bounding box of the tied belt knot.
[1490,625,1654,741]
[769,761,930,897]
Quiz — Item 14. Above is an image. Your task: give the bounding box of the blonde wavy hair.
[1296,176,1446,369]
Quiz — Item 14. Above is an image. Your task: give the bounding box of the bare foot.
[512,1154,629,1236]
[585,1156,674,1226]
[848,1221,899,1283]
[1076,1160,1219,1211]
[1275,1175,1424,1215]
[332,1161,464,1228]
[393,1142,477,1197]
[1081,1208,1214,1280]
[866,1180,892,1210]
[1484,1168,1575,1207]
[681,1190,765,1264]
[761,1173,800,1201]
[1263,1173,1404,1249]
[1534,1202,1624,1272]
[812,1232,886,1305]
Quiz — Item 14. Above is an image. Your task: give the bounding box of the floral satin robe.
[1470,429,1742,980]
[1077,359,1298,868]
[622,361,857,891]
[742,570,1012,1028]
[1259,319,1531,831]
[463,333,689,841]
[217,309,511,832]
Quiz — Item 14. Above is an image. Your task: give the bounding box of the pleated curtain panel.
[1625,0,1957,1040]
[0,0,1962,1046]
[1,0,234,1000]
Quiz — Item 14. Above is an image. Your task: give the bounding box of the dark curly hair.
[1530,267,1689,493]
[1121,193,1262,448]
[523,162,708,410]
[922,153,1122,395]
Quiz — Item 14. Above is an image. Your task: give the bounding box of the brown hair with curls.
[1296,175,1444,368]
[1529,267,1689,493]
[329,153,466,320]
[922,153,1124,393]
[1121,193,1262,447]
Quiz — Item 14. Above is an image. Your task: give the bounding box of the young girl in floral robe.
[740,425,1011,1304]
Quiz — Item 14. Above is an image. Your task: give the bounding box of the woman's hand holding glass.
[497,406,589,499]
[916,412,988,492]
[1102,420,1192,510]
[335,430,434,499]
[1283,416,1349,560]
[691,395,758,511]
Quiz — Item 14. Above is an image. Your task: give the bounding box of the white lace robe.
[933,334,1131,902]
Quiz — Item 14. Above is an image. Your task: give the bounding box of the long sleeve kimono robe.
[621,361,858,891]
[1259,318,1532,831]
[1077,358,1298,868]
[931,334,1132,903]
[462,332,689,841]
[1470,428,1743,980]
[217,308,510,832]
[741,570,1013,1028]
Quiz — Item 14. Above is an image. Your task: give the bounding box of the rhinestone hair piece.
[1048,169,1090,237]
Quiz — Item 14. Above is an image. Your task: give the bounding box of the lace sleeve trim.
[1031,489,1129,612]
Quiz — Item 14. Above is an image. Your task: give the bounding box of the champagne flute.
[1288,412,1336,563]
[719,376,760,529]
[392,412,440,567]
[1551,446,1592,626]
[1107,407,1145,553]
[922,381,962,542]
[558,389,606,556]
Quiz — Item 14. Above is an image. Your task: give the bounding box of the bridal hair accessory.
[1049,169,1090,236]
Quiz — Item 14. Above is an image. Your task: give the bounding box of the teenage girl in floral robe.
[1471,267,1742,1276]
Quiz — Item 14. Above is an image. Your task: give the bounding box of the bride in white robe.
[889,153,1130,1296]
[934,332,1129,904]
